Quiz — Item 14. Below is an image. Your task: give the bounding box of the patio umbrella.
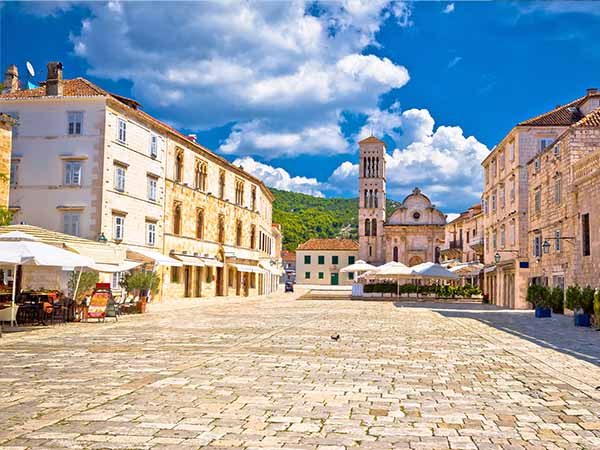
[340,259,376,273]
[0,232,94,326]
[411,262,459,280]
[371,262,416,297]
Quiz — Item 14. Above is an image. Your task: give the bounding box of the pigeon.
[331,334,340,341]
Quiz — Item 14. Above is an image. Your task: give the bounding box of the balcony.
[469,236,484,254]
[440,240,463,259]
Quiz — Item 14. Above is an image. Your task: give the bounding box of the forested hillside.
[271,188,401,251]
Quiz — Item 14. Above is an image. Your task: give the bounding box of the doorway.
[216,267,223,296]
[331,272,339,285]
[184,266,192,297]
[194,266,202,297]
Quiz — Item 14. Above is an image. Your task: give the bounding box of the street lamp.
[98,232,108,243]
[542,240,551,254]
[494,252,501,264]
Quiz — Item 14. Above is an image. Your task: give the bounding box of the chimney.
[187,134,197,143]
[2,65,19,94]
[587,88,598,95]
[45,61,63,96]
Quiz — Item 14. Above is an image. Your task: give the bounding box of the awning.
[199,257,224,268]
[67,243,124,265]
[259,261,284,275]
[173,254,205,267]
[89,260,143,273]
[231,263,261,273]
[484,265,496,274]
[127,247,183,267]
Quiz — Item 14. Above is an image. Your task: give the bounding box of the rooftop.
[518,90,600,127]
[358,135,386,146]
[297,238,359,251]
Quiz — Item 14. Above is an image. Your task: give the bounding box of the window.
[251,187,256,210]
[509,178,515,202]
[492,231,497,250]
[318,255,325,265]
[218,215,225,243]
[348,272,354,280]
[534,188,541,213]
[173,203,182,235]
[63,212,80,237]
[365,218,371,236]
[111,272,122,290]
[539,138,553,153]
[9,161,18,186]
[305,272,311,279]
[371,218,377,236]
[483,198,488,215]
[250,225,256,249]
[113,215,125,241]
[150,134,158,158]
[235,180,245,206]
[332,256,339,265]
[554,176,561,204]
[219,171,225,199]
[64,161,82,186]
[533,235,541,258]
[555,230,561,252]
[510,220,516,246]
[236,220,243,247]
[146,221,156,246]
[500,225,505,248]
[114,165,126,192]
[553,144,560,158]
[117,118,127,143]
[534,158,541,172]
[195,161,208,191]
[67,111,83,135]
[499,151,505,171]
[582,213,591,256]
[196,209,204,239]
[508,141,515,161]
[318,272,324,279]
[175,150,183,182]
[171,267,180,283]
[147,176,157,202]
[304,255,311,264]
[491,194,496,212]
[499,187,505,209]
[349,256,355,264]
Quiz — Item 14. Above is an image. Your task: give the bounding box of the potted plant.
[526,284,551,318]
[594,289,600,331]
[120,271,160,313]
[549,286,564,315]
[578,285,595,327]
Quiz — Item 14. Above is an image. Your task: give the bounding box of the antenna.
[24,61,38,89]
[26,61,35,77]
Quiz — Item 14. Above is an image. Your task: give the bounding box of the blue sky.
[2,1,600,214]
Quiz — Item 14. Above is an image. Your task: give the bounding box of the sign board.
[88,292,109,320]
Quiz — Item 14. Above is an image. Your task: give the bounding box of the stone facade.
[0,63,281,300]
[481,89,600,308]
[441,204,484,264]
[357,136,445,266]
[527,119,600,289]
[0,113,15,207]
[296,239,358,286]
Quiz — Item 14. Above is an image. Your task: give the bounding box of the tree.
[68,270,99,302]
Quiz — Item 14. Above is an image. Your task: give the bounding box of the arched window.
[369,189,374,208]
[393,246,398,262]
[371,218,377,236]
[236,220,243,247]
[374,190,378,208]
[250,225,256,249]
[251,187,256,210]
[194,162,201,189]
[376,157,379,177]
[363,157,367,178]
[175,150,183,183]
[218,215,225,243]
[364,218,371,237]
[196,208,204,239]
[218,170,225,199]
[173,203,182,235]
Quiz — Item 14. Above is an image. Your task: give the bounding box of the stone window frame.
[114,163,127,193]
[196,208,204,240]
[67,111,84,136]
[147,174,158,202]
[146,220,157,246]
[117,118,127,143]
[173,202,183,236]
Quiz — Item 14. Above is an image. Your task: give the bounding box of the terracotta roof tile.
[518,93,600,126]
[296,238,359,251]
[574,107,600,127]
[358,135,386,145]
[0,78,107,99]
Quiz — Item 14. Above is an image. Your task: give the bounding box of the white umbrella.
[371,262,416,297]
[411,262,459,280]
[0,232,94,327]
[340,259,376,273]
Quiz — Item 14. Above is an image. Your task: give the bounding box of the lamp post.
[98,232,107,243]
[542,240,551,254]
[494,252,501,264]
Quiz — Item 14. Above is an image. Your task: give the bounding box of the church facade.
[358,136,446,266]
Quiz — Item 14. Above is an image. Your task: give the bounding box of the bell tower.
[358,136,386,264]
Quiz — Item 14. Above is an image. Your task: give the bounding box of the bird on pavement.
[331,334,340,341]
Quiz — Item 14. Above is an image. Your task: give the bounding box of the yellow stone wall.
[0,120,13,207]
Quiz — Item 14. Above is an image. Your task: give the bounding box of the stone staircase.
[298,289,353,301]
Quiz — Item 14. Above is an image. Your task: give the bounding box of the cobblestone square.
[2,296,600,449]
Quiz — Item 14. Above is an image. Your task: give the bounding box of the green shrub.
[121,271,160,295]
[549,287,564,314]
[594,289,600,330]
[581,285,595,315]
[68,270,99,302]
[565,285,581,311]
[526,284,551,308]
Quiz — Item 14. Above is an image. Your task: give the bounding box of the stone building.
[440,203,484,265]
[527,106,600,289]
[0,113,16,207]
[296,239,358,286]
[358,136,445,266]
[481,88,600,308]
[0,62,281,299]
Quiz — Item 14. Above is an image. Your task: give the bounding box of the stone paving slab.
[1,297,600,449]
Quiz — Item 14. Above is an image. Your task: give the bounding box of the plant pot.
[138,297,148,314]
[534,307,551,318]
[574,313,590,327]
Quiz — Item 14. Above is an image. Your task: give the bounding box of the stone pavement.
[1,296,600,449]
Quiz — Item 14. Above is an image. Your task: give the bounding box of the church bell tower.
[358,136,386,264]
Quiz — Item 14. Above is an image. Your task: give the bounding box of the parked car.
[285,281,294,293]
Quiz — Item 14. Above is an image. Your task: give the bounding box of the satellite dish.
[26,61,35,77]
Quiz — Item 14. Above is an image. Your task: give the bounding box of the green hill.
[271,188,401,251]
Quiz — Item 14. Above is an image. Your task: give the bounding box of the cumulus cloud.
[442,3,455,14]
[330,108,490,209]
[233,157,325,197]
[69,1,411,158]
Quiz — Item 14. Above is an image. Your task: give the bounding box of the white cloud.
[446,213,460,222]
[68,1,411,158]
[330,108,490,209]
[447,56,462,69]
[442,3,455,14]
[233,157,325,197]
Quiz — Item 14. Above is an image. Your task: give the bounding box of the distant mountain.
[271,188,402,251]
